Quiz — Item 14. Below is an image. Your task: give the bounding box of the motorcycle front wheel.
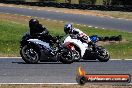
[73,50,81,62]
[59,48,74,64]
[20,45,40,64]
[96,46,110,62]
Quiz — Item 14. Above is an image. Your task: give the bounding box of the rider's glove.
[82,35,88,41]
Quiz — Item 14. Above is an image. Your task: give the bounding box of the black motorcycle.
[20,33,74,64]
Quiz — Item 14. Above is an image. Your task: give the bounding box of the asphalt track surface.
[0,6,132,32]
[0,58,132,83]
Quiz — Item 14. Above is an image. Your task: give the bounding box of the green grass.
[0,17,132,58]
[0,20,27,56]
[105,43,132,59]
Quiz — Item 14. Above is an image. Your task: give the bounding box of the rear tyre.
[20,45,40,64]
[97,46,110,62]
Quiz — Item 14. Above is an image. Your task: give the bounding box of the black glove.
[82,35,88,40]
[88,41,95,46]
[72,30,79,35]
[52,37,58,43]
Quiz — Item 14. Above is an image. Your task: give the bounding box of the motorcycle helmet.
[64,23,73,34]
[29,19,39,27]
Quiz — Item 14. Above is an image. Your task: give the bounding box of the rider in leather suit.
[64,23,92,44]
[29,19,57,45]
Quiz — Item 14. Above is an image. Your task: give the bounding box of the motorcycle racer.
[64,23,93,45]
[63,24,110,62]
[29,19,57,45]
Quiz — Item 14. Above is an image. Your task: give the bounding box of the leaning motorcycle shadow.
[12,61,63,64]
[12,60,100,64]
[12,59,100,64]
[75,60,99,62]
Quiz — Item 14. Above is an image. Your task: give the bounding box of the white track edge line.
[0,83,78,85]
[0,57,21,58]
[0,83,131,85]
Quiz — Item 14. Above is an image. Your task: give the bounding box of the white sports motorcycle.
[63,34,110,62]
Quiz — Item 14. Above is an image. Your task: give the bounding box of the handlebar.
[54,35,64,47]
[55,35,63,40]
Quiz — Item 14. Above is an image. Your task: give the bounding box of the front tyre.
[59,48,74,64]
[73,50,81,62]
[96,46,110,62]
[20,45,40,64]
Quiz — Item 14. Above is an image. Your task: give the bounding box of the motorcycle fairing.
[27,39,51,48]
[64,36,88,57]
[27,39,53,61]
